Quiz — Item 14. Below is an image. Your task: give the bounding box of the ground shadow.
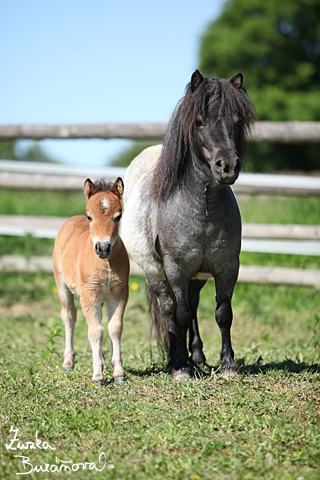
[126,358,320,379]
[201,358,320,377]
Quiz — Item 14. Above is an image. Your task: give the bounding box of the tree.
[199,0,320,171]
[0,140,16,160]
[0,140,59,163]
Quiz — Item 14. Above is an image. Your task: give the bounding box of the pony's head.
[182,70,255,186]
[84,177,123,259]
[152,70,256,201]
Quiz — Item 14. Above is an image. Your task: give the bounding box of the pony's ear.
[111,177,124,199]
[84,178,95,200]
[230,73,243,90]
[191,70,204,92]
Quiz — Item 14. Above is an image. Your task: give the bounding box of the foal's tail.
[146,282,170,358]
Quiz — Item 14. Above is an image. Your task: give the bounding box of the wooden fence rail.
[0,160,320,195]
[1,121,320,143]
[0,255,319,289]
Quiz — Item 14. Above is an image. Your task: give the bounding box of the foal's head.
[84,177,123,259]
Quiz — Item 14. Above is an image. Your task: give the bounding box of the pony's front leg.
[188,280,207,367]
[164,266,193,381]
[107,295,127,383]
[215,268,239,377]
[81,300,105,384]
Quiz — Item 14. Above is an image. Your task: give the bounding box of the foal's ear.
[191,70,204,92]
[111,177,124,199]
[84,178,95,200]
[230,72,243,90]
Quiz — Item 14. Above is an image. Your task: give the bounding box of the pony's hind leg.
[188,280,207,368]
[57,282,77,372]
[107,295,127,383]
[146,274,176,372]
[160,264,193,380]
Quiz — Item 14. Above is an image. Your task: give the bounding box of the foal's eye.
[86,215,92,222]
[114,214,122,223]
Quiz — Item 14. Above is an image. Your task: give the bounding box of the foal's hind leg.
[188,280,207,367]
[57,282,77,372]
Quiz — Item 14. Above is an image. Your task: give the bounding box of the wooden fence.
[1,121,320,143]
[0,121,319,288]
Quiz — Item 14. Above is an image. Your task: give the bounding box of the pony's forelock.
[151,73,256,202]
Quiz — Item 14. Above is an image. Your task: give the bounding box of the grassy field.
[0,189,319,479]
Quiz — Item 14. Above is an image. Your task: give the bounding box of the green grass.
[0,190,319,479]
[0,273,319,480]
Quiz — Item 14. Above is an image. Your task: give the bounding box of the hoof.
[114,376,126,384]
[173,369,192,381]
[165,358,175,373]
[219,362,238,379]
[92,379,105,387]
[62,366,73,373]
[190,352,206,368]
[190,358,205,369]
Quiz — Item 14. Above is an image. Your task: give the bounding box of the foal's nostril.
[95,242,102,255]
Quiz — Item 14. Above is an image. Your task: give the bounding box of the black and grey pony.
[121,70,256,380]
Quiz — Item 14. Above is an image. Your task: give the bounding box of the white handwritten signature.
[6,426,107,475]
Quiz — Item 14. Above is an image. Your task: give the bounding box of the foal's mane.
[151,74,256,202]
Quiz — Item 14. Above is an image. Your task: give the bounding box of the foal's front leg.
[81,297,105,384]
[107,295,127,383]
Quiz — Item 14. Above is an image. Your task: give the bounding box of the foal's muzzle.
[95,241,112,259]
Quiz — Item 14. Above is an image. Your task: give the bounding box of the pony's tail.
[146,282,170,359]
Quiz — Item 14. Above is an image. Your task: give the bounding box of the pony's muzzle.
[213,157,241,185]
[95,241,112,259]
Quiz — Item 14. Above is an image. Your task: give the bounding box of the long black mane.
[151,74,256,202]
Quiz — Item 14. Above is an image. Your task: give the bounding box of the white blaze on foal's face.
[101,198,110,211]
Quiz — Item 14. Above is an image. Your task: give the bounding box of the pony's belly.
[192,272,212,280]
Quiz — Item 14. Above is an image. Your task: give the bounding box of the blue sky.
[0,0,226,167]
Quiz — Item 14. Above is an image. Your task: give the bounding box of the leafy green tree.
[0,140,58,163]
[199,0,320,172]
[0,140,16,160]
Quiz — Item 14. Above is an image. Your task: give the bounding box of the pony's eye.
[195,118,204,127]
[86,215,92,222]
[114,214,122,223]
